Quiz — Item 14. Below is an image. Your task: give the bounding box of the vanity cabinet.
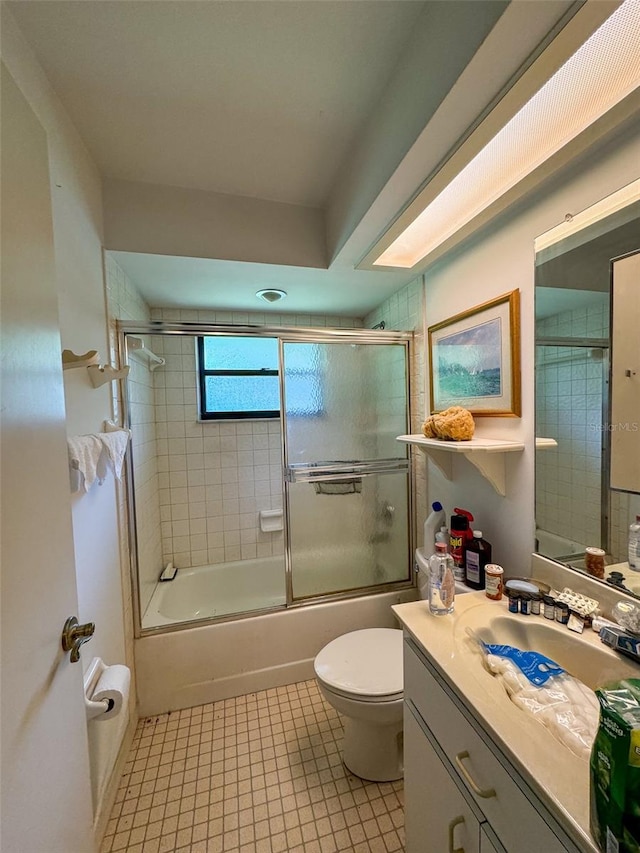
[405,706,482,852]
[480,825,506,853]
[404,637,579,853]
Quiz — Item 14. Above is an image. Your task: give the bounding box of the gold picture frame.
[428,290,521,417]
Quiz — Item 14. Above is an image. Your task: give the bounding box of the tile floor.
[102,680,405,853]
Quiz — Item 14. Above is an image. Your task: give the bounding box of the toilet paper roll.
[90,663,131,721]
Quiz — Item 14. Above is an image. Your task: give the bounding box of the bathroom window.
[197,336,322,419]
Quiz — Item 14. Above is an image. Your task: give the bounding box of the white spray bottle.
[423,501,446,557]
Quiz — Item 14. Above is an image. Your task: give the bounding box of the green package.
[590,678,640,853]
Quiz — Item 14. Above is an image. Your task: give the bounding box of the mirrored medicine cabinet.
[534,179,640,599]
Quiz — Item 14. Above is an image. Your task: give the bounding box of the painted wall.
[1,9,133,835]
[421,120,640,573]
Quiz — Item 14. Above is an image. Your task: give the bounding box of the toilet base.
[342,716,404,782]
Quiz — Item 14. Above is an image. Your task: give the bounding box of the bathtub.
[535,528,585,559]
[141,556,286,629]
[135,584,418,716]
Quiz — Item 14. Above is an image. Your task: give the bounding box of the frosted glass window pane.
[203,336,278,370]
[204,375,280,413]
[283,344,323,417]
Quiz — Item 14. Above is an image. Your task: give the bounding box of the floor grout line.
[102,680,404,853]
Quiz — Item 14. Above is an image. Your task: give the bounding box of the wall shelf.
[396,434,525,496]
[535,437,558,450]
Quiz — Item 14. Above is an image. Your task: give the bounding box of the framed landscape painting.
[428,290,521,417]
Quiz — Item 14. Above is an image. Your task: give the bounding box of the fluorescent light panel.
[374,0,640,269]
[534,177,640,253]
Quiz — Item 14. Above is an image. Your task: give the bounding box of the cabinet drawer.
[405,705,481,853]
[404,639,571,853]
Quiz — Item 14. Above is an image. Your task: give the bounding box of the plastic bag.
[468,631,600,758]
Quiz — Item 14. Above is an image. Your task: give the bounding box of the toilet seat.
[314,628,403,702]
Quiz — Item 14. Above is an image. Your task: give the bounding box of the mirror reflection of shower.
[534,185,640,589]
[121,325,413,633]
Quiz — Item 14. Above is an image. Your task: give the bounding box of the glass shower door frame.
[278,332,413,606]
[116,321,414,635]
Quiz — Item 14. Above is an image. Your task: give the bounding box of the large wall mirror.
[535,179,640,598]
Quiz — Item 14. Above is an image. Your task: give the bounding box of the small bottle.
[485,564,504,600]
[585,547,606,579]
[423,501,446,557]
[629,515,640,571]
[436,525,449,546]
[543,595,556,620]
[449,508,474,578]
[428,542,455,616]
[464,530,492,590]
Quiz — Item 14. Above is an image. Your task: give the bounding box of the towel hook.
[87,364,130,388]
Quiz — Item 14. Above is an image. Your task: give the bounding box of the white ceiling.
[9,0,424,208]
[9,0,588,318]
[110,251,410,318]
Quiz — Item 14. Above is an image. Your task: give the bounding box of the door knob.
[61,616,95,663]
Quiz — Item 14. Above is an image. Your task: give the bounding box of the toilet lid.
[314,628,403,699]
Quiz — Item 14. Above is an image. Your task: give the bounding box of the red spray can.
[449,508,474,578]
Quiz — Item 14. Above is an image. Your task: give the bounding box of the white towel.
[99,426,131,480]
[68,435,107,493]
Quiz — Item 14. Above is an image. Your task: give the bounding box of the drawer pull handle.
[454,750,496,799]
[448,815,465,853]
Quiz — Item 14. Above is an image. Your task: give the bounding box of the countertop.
[393,593,640,853]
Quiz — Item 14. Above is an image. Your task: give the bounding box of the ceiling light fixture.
[370,0,640,270]
[256,289,287,303]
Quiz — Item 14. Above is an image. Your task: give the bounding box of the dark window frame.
[197,336,280,420]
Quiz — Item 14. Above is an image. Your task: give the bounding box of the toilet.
[314,627,404,782]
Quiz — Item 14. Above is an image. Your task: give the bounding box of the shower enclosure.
[120,323,413,634]
[535,336,609,556]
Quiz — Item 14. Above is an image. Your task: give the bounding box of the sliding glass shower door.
[281,339,411,601]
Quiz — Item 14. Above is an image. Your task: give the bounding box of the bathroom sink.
[455,601,639,690]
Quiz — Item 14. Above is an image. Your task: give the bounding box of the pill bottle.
[485,564,504,600]
[585,547,605,579]
[543,595,556,620]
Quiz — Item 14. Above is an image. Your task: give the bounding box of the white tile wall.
[535,299,635,561]
[148,309,365,570]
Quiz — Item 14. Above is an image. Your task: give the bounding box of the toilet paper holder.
[83,656,130,722]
